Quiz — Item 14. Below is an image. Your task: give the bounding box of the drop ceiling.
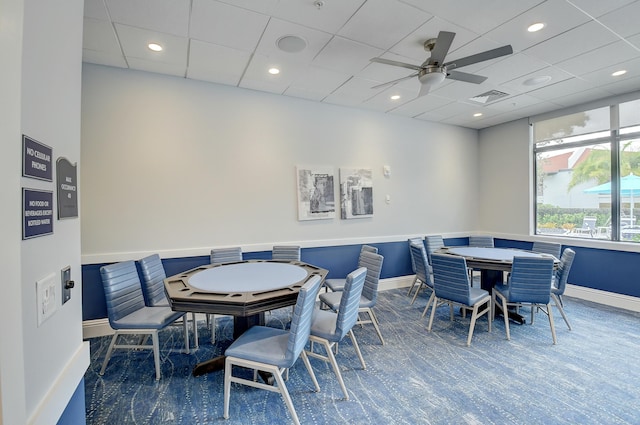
[82,0,640,129]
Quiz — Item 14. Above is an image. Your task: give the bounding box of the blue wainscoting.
[81,237,640,321]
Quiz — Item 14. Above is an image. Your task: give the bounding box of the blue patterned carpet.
[85,288,640,424]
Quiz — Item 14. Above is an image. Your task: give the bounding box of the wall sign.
[56,157,78,219]
[23,189,54,239]
[22,135,52,181]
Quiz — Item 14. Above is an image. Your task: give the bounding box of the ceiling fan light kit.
[370,31,513,97]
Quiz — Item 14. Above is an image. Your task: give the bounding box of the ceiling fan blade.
[428,31,455,65]
[370,57,422,71]
[444,45,513,70]
[371,73,419,89]
[446,70,487,84]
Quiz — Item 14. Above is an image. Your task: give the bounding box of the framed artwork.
[340,168,373,219]
[296,166,336,220]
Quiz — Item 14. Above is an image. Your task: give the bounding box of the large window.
[534,99,640,243]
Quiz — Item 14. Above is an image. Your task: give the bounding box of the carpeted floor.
[84,288,640,424]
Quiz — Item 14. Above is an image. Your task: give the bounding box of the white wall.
[478,119,532,235]
[0,0,27,422]
[18,0,89,424]
[81,64,480,263]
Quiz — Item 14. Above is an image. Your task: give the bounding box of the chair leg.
[467,304,480,347]
[191,312,199,349]
[182,316,190,354]
[547,303,557,345]
[325,340,350,400]
[552,293,572,330]
[272,368,300,425]
[299,351,320,393]
[410,281,424,304]
[99,332,119,376]
[420,291,436,318]
[366,308,385,345]
[223,358,232,419]
[348,329,366,370]
[151,331,161,380]
[498,294,510,340]
[427,296,439,331]
[406,276,419,296]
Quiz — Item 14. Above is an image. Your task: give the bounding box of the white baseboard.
[82,277,639,338]
[565,284,640,312]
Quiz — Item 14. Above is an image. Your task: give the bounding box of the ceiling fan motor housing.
[419,65,447,86]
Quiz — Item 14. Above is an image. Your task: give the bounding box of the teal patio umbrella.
[584,172,640,221]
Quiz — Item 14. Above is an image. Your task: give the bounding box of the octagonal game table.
[164,259,328,375]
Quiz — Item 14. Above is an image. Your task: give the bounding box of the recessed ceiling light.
[390,95,401,100]
[473,113,483,117]
[148,43,163,52]
[612,70,627,77]
[268,68,280,75]
[276,35,307,53]
[523,75,552,86]
[527,22,545,32]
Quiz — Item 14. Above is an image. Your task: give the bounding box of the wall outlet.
[36,273,58,326]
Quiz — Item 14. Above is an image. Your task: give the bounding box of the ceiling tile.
[527,77,608,101]
[484,1,591,52]
[115,23,188,65]
[398,0,545,34]
[598,1,640,37]
[312,36,384,74]
[189,0,269,52]
[126,57,187,77]
[501,66,574,95]
[82,49,128,68]
[105,0,190,36]
[239,54,307,94]
[388,93,454,118]
[338,0,432,50]
[323,76,385,107]
[284,67,351,102]
[362,85,422,112]
[567,0,637,18]
[255,18,332,63]
[270,0,366,34]
[83,18,121,54]
[187,40,250,86]
[84,0,110,20]
[524,21,620,65]
[476,53,549,85]
[555,40,640,76]
[215,0,280,15]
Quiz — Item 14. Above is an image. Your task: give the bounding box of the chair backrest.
[469,235,494,248]
[360,244,378,255]
[285,275,323,366]
[509,256,555,304]
[407,238,423,272]
[100,261,147,326]
[358,251,384,303]
[210,247,242,265]
[532,241,562,259]
[554,248,576,294]
[424,235,445,265]
[272,245,301,261]
[431,254,473,305]
[335,267,367,339]
[409,242,432,287]
[138,254,168,306]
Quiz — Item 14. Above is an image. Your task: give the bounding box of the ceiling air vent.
[469,90,509,104]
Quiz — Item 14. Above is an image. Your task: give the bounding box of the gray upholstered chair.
[208,247,243,342]
[272,245,301,261]
[426,254,491,346]
[324,244,377,292]
[424,234,445,267]
[223,275,323,425]
[549,248,575,330]
[320,250,385,344]
[468,235,494,247]
[210,246,243,265]
[492,256,557,344]
[138,254,196,348]
[306,267,367,400]
[99,260,188,380]
[409,242,434,306]
[406,237,424,296]
[532,241,562,259]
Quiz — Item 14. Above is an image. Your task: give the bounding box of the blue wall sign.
[23,188,54,239]
[23,135,52,181]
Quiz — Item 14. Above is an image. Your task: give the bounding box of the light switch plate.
[36,273,58,326]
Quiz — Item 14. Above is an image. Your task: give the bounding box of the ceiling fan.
[370,31,513,97]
